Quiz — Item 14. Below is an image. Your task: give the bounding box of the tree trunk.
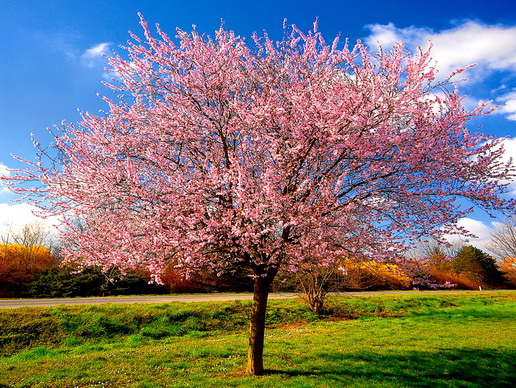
[246,268,276,375]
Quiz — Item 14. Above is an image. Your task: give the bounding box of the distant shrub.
[22,267,168,298]
[0,244,57,297]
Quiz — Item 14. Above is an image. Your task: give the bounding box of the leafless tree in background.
[0,222,57,270]
[487,215,516,260]
[406,239,464,261]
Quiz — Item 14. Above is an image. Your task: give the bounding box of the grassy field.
[0,292,515,387]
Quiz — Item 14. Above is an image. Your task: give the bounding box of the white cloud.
[80,42,111,68]
[443,217,494,251]
[0,203,61,238]
[365,21,516,122]
[365,21,516,82]
[496,91,516,121]
[0,162,10,193]
[498,137,516,195]
[366,23,428,50]
[0,163,62,239]
[0,162,9,177]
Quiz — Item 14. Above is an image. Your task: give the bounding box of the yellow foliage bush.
[0,244,57,296]
[340,259,411,290]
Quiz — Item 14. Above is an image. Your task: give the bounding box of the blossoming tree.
[5,18,515,374]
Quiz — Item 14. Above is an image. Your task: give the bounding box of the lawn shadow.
[265,347,516,387]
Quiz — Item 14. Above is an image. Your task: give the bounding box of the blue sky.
[1,0,515,250]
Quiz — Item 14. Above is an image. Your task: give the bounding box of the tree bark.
[246,267,276,375]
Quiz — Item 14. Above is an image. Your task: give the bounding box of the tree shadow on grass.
[265,347,516,387]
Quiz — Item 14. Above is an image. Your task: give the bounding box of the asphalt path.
[1,290,512,309]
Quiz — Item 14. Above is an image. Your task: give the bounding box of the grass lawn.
[0,293,515,387]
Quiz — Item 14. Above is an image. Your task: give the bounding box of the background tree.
[4,222,56,271]
[0,222,57,297]
[290,261,346,315]
[4,18,515,375]
[487,215,516,260]
[452,245,505,286]
[407,239,463,265]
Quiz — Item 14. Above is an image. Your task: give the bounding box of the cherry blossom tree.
[4,17,515,375]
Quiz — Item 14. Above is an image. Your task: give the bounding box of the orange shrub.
[428,267,481,290]
[499,257,516,287]
[340,259,411,290]
[0,244,57,297]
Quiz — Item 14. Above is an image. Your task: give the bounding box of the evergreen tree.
[453,245,504,286]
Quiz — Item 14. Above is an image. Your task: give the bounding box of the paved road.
[0,293,298,309]
[1,290,512,309]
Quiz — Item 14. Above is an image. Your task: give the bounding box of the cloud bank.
[0,163,61,236]
[365,21,516,76]
[0,202,61,238]
[365,21,516,121]
[497,91,516,121]
[443,217,494,251]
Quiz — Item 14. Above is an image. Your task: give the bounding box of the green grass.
[0,293,515,387]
